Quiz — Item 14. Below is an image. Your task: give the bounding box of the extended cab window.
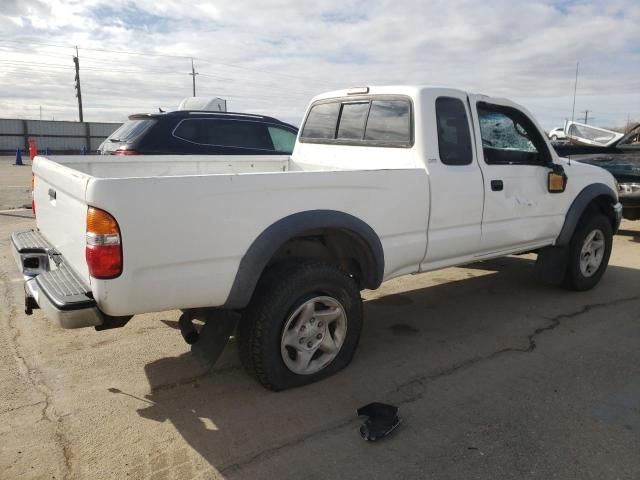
[174,119,274,150]
[337,102,369,140]
[477,103,550,165]
[300,96,412,147]
[364,100,411,145]
[301,103,340,139]
[436,97,473,165]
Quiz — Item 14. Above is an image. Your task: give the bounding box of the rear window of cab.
[300,96,413,147]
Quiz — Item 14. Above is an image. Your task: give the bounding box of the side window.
[300,102,340,139]
[173,120,201,143]
[175,119,274,150]
[435,97,473,165]
[477,104,548,165]
[337,102,369,140]
[202,120,273,150]
[268,127,297,153]
[364,100,411,144]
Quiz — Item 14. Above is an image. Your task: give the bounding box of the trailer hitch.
[178,309,238,369]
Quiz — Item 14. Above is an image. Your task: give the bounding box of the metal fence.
[0,118,122,154]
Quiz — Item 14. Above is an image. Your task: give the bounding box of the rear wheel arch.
[223,210,384,309]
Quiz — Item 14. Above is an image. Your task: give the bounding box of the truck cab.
[13,85,622,391]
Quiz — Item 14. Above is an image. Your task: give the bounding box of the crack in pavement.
[388,294,640,406]
[0,268,73,480]
[0,400,46,415]
[221,294,640,474]
[219,416,358,475]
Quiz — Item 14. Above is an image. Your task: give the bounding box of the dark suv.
[98,111,298,155]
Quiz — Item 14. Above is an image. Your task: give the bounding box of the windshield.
[108,119,156,143]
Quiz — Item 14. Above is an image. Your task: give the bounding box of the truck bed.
[32,154,429,316]
[44,154,350,178]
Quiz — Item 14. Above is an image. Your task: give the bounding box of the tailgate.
[32,156,91,284]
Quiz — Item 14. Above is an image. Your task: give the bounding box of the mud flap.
[534,245,569,286]
[179,309,239,369]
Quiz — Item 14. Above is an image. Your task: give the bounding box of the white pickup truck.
[13,86,622,390]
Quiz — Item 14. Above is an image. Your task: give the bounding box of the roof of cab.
[311,85,472,102]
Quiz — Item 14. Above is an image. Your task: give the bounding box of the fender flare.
[556,183,617,246]
[223,210,385,309]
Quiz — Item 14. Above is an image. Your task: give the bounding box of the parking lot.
[1,157,639,479]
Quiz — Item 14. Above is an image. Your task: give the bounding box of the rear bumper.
[22,276,103,329]
[12,229,104,329]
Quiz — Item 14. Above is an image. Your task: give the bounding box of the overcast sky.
[0,0,638,130]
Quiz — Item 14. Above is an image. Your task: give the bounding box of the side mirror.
[548,163,567,193]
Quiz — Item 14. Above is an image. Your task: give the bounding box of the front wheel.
[237,260,363,391]
[563,213,613,291]
[551,135,558,141]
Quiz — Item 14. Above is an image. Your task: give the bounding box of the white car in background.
[548,127,567,141]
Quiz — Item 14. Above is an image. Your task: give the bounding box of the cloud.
[0,0,638,129]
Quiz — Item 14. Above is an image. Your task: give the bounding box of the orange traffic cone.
[28,138,37,160]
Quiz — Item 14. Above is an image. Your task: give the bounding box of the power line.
[0,62,319,97]
[0,38,190,59]
[0,39,332,85]
[0,60,73,70]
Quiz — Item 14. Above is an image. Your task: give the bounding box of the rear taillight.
[114,149,139,155]
[86,207,122,279]
[31,173,36,216]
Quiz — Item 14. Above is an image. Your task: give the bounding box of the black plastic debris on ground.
[357,402,401,441]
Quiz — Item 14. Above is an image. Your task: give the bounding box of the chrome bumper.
[23,276,103,329]
[12,229,104,329]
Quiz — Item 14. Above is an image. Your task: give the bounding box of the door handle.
[490,180,503,191]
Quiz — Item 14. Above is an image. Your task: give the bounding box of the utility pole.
[582,110,590,124]
[189,58,199,97]
[73,46,84,122]
[571,62,579,122]
[39,105,42,121]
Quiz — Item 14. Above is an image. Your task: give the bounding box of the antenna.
[571,62,579,122]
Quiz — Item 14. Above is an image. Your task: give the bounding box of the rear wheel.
[237,260,363,391]
[563,213,612,291]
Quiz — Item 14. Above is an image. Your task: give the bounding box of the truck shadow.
[617,229,640,243]
[130,256,640,476]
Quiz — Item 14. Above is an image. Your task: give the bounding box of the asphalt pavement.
[1,157,639,479]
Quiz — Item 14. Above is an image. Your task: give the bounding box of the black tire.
[237,260,363,391]
[562,213,613,291]
[551,135,558,141]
